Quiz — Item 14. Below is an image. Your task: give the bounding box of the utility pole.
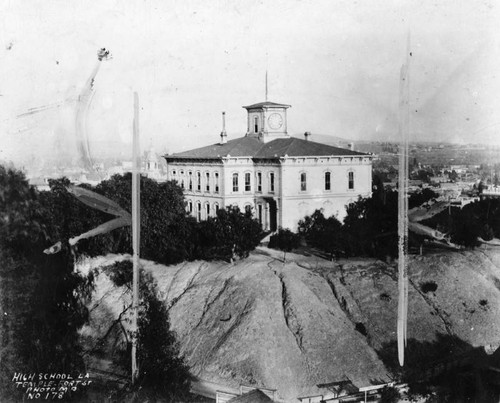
[397,33,411,367]
[131,92,141,383]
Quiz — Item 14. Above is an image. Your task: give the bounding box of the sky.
[1,0,500,168]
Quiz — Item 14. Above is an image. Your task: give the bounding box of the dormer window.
[254,116,259,133]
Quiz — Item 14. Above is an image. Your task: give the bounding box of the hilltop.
[78,246,500,401]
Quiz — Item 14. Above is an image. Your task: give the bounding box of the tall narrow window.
[254,116,259,133]
[325,171,331,191]
[245,172,251,192]
[232,173,239,192]
[188,172,193,191]
[258,204,263,225]
[181,179,185,189]
[197,172,201,191]
[214,203,219,214]
[205,172,210,192]
[348,171,354,190]
[215,172,219,193]
[205,203,210,217]
[257,172,262,192]
[300,172,307,191]
[188,201,193,213]
[197,202,201,221]
[245,204,252,214]
[269,172,275,192]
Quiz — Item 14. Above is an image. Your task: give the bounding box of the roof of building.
[165,136,368,161]
[227,389,274,403]
[242,101,291,109]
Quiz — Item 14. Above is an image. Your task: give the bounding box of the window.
[188,201,193,213]
[205,172,210,192]
[258,204,263,225]
[232,173,239,192]
[172,170,176,176]
[197,202,201,221]
[181,179,185,189]
[269,172,275,192]
[300,172,307,191]
[245,204,252,214]
[205,203,210,217]
[197,172,201,191]
[257,172,262,192]
[215,172,219,193]
[245,172,251,192]
[188,172,193,191]
[325,171,331,191]
[214,203,219,214]
[254,116,259,133]
[348,171,354,190]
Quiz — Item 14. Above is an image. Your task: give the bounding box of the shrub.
[269,228,301,262]
[194,206,263,261]
[379,386,400,403]
[421,281,438,293]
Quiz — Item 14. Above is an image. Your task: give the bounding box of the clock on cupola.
[242,101,291,143]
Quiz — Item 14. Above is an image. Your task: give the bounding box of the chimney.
[304,131,311,141]
[220,111,227,144]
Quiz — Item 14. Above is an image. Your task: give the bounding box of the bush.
[298,210,344,259]
[379,386,400,403]
[269,228,301,261]
[193,206,263,261]
[421,281,438,293]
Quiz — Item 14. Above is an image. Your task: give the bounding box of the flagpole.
[131,92,141,383]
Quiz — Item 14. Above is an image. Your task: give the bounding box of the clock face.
[268,113,283,130]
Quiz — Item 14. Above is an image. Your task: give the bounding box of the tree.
[40,174,196,265]
[194,206,263,261]
[0,166,91,400]
[105,261,192,401]
[268,228,301,262]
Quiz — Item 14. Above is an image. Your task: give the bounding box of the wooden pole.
[131,92,140,383]
[397,33,410,367]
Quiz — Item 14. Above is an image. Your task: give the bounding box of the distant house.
[164,101,373,231]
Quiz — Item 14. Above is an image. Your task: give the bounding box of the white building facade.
[164,101,373,231]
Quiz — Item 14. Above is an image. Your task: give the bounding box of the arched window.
[257,204,263,225]
[348,171,354,190]
[188,172,193,191]
[214,203,219,214]
[181,179,185,189]
[325,171,331,191]
[300,172,307,191]
[269,172,275,192]
[205,172,210,192]
[254,116,259,133]
[205,203,210,218]
[232,173,239,192]
[196,172,201,191]
[244,204,252,214]
[188,201,193,214]
[245,172,251,192]
[197,202,201,221]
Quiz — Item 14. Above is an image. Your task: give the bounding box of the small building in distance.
[164,101,373,231]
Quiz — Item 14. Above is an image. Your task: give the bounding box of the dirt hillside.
[78,246,500,402]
